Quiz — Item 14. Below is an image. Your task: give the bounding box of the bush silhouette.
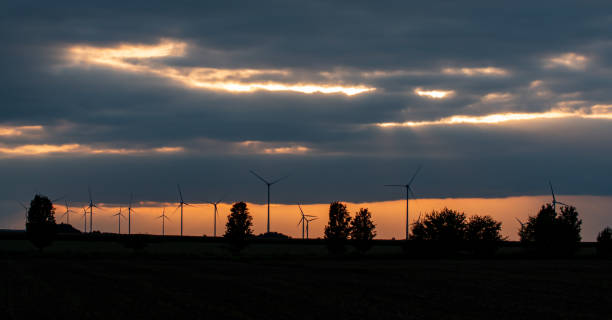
[224,202,253,251]
[350,208,376,253]
[466,215,504,241]
[26,194,57,251]
[596,226,612,257]
[466,215,504,255]
[518,203,582,255]
[411,208,467,242]
[324,201,351,254]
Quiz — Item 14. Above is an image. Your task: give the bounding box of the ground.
[1,240,611,319]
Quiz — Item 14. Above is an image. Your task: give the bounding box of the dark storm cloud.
[1,0,612,222]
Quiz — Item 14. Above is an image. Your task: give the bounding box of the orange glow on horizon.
[45,195,612,241]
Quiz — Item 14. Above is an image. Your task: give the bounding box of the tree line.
[24,194,612,256]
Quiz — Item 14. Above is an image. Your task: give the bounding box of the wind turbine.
[297,203,316,239]
[157,208,171,236]
[80,207,87,232]
[249,170,289,234]
[17,201,29,225]
[549,181,569,212]
[58,200,75,225]
[127,193,136,235]
[385,165,422,240]
[176,184,194,237]
[207,194,226,237]
[86,186,99,233]
[112,207,126,234]
[305,216,318,239]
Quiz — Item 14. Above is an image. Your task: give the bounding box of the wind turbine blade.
[88,186,92,203]
[384,184,404,187]
[408,186,417,199]
[177,184,184,202]
[298,219,303,226]
[17,201,27,209]
[270,174,289,185]
[515,218,524,226]
[129,193,133,208]
[297,203,305,216]
[557,201,569,206]
[249,170,270,184]
[548,181,556,201]
[408,165,422,186]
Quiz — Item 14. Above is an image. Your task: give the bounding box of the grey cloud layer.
[1,1,612,211]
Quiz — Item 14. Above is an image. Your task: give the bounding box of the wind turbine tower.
[18,201,29,225]
[58,200,75,225]
[305,216,318,239]
[176,184,193,236]
[297,203,316,239]
[128,193,136,235]
[113,207,125,234]
[385,166,422,240]
[250,170,288,234]
[207,195,225,237]
[81,207,87,232]
[87,186,98,233]
[157,208,170,236]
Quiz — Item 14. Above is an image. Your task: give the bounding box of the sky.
[1,1,611,237]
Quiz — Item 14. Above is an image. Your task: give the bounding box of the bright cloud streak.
[66,40,375,96]
[0,125,43,136]
[237,140,311,155]
[377,105,612,127]
[442,67,509,76]
[414,88,454,99]
[0,144,184,156]
[545,52,588,70]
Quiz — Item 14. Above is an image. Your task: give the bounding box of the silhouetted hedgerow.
[409,208,504,256]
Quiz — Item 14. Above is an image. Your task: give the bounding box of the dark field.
[1,240,611,319]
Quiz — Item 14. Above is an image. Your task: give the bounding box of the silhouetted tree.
[350,208,376,253]
[518,203,582,255]
[466,215,504,255]
[596,226,612,257]
[466,215,504,242]
[224,202,253,251]
[409,208,467,255]
[324,201,351,254]
[411,208,467,242]
[26,194,56,251]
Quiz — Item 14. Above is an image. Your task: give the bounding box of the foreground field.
[1,240,611,319]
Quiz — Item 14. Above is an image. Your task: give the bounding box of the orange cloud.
[0,143,184,157]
